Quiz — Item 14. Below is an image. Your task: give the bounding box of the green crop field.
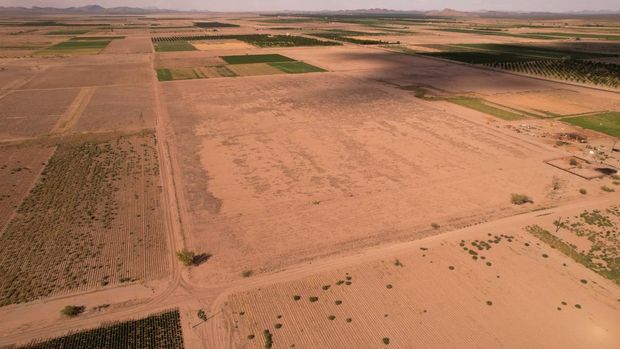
[38,38,113,55]
[485,59,620,88]
[526,32,620,40]
[153,40,197,52]
[432,28,557,40]
[420,43,613,64]
[17,309,184,349]
[563,112,620,138]
[46,29,90,35]
[156,69,173,81]
[194,21,239,28]
[221,54,295,64]
[151,34,338,48]
[269,61,327,73]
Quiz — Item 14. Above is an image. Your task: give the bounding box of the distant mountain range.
[0,5,619,18]
[0,4,177,15]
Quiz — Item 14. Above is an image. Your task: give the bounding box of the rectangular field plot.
[0,89,80,139]
[221,54,296,64]
[0,132,169,306]
[74,84,156,132]
[268,61,327,74]
[190,39,254,51]
[156,55,325,81]
[15,309,184,349]
[162,74,577,285]
[151,34,339,51]
[36,37,118,56]
[0,145,54,233]
[23,63,153,89]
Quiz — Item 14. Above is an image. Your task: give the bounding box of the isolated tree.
[176,249,196,266]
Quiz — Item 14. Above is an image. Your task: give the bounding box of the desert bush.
[579,188,587,195]
[242,270,253,278]
[510,193,533,205]
[61,305,85,317]
[309,296,319,302]
[601,186,615,192]
[383,337,390,345]
[431,223,440,229]
[176,249,196,266]
[197,309,207,321]
[264,329,273,348]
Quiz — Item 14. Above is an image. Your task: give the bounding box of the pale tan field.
[191,40,254,51]
[211,199,620,349]
[0,13,619,349]
[162,72,616,289]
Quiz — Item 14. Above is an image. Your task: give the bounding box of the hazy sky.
[1,0,619,12]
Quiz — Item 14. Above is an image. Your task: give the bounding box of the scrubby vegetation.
[526,207,620,284]
[0,133,167,306]
[17,309,184,349]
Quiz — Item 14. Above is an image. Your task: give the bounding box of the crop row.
[485,59,620,88]
[17,309,184,349]
[151,34,339,47]
[0,132,168,306]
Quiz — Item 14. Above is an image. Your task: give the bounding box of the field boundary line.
[51,86,95,134]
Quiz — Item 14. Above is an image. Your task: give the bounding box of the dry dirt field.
[0,11,619,349]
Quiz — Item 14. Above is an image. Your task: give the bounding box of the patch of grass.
[563,112,620,138]
[156,69,173,81]
[268,61,326,73]
[447,96,526,121]
[154,40,197,52]
[511,193,533,205]
[222,54,295,64]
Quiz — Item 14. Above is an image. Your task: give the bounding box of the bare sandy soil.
[0,14,619,349]
[162,72,607,288]
[210,198,620,349]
